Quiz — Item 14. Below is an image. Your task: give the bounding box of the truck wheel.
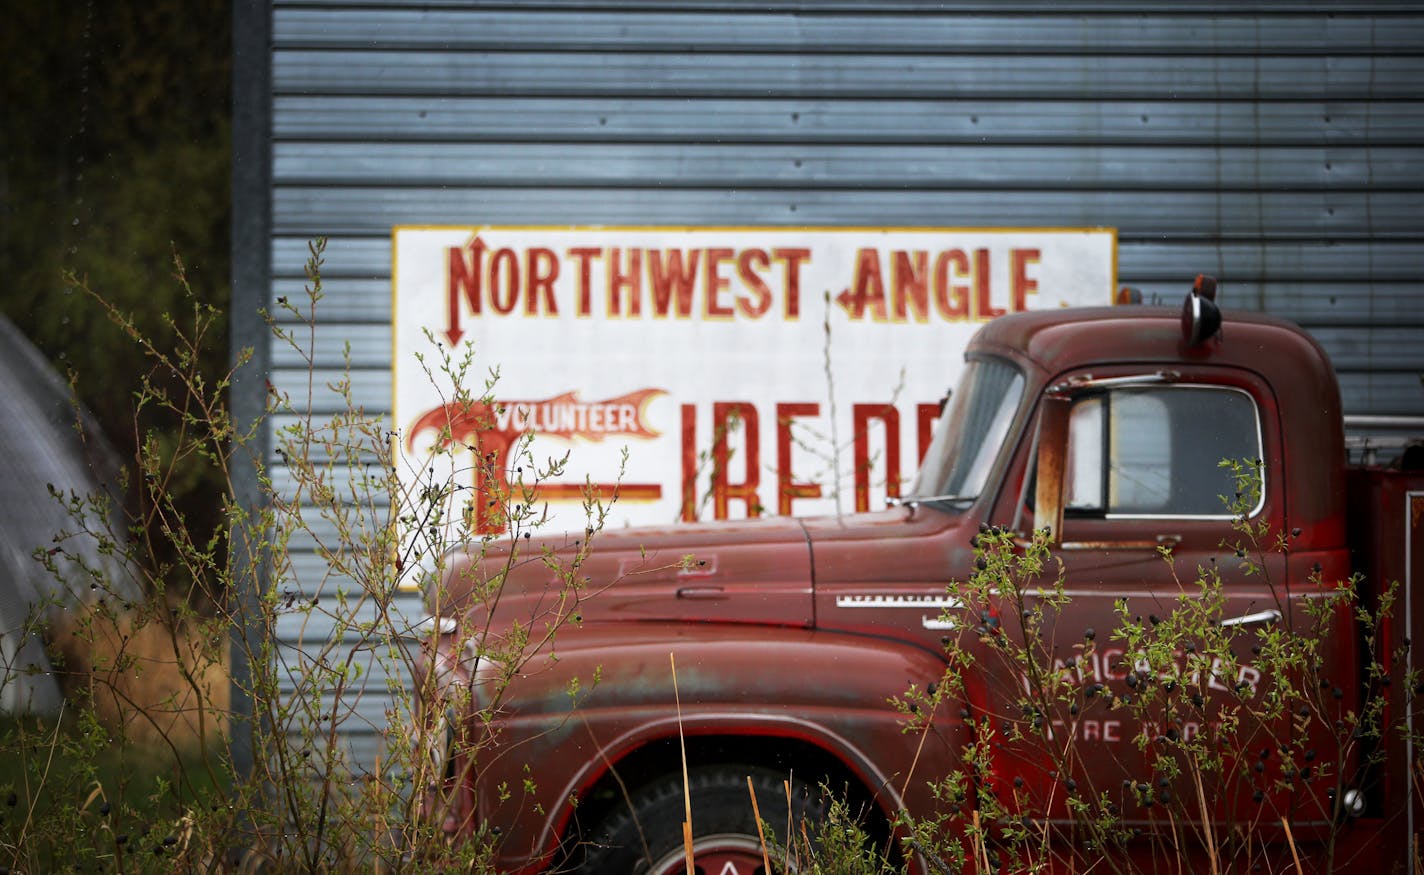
[576,765,825,874]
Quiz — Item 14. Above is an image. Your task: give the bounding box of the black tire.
[574,765,826,874]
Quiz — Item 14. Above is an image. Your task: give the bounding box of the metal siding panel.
[271,279,392,321]
[273,9,1424,53]
[1118,241,1424,282]
[259,4,1424,773]
[1336,372,1424,414]
[274,142,1423,189]
[269,368,390,414]
[271,324,391,368]
[1309,327,1424,371]
[272,235,390,278]
[1112,283,1424,328]
[274,96,1424,145]
[272,187,1416,237]
[268,0,1424,10]
[273,51,1423,99]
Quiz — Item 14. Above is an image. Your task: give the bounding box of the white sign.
[392,226,1115,539]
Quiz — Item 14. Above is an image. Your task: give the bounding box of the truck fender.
[482,622,960,868]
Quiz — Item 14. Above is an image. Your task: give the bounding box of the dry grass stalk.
[46,603,228,749]
[748,774,772,872]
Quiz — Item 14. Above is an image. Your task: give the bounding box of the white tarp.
[393,226,1115,541]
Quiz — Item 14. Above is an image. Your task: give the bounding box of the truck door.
[984,367,1294,853]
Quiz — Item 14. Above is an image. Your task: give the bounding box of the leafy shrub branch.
[0,240,610,871]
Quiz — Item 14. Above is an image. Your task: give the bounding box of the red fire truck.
[416,278,1423,874]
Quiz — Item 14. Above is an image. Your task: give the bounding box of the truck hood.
[435,506,973,638]
[436,515,816,632]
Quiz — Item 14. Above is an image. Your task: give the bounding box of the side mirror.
[1180,274,1222,346]
[1033,395,1071,543]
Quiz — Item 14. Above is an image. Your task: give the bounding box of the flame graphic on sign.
[404,388,667,533]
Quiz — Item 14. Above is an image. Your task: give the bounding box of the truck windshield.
[910,358,1025,505]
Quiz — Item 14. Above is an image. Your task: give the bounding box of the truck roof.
[968,304,1327,377]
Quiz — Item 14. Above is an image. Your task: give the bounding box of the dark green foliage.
[0,0,231,595]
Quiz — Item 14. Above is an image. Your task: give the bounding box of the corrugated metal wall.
[253,1,1424,766]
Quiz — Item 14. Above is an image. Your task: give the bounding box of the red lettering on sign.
[445,236,487,345]
[838,248,890,321]
[488,248,520,315]
[933,249,970,321]
[774,247,811,319]
[1010,248,1040,312]
[775,402,822,515]
[680,403,698,522]
[568,247,600,317]
[608,247,642,317]
[736,249,773,318]
[712,402,760,518]
[853,404,901,512]
[892,250,930,323]
[704,248,735,319]
[526,247,559,316]
[971,248,1001,320]
[649,249,700,318]
[680,399,942,521]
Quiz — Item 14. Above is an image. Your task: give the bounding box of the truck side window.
[1064,386,1261,518]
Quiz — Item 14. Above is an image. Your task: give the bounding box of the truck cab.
[418,281,1421,874]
